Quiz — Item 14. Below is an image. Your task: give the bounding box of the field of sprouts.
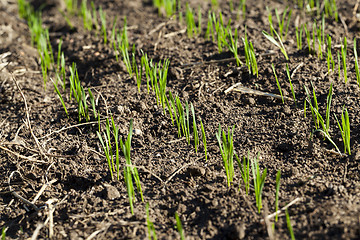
[0,0,360,239]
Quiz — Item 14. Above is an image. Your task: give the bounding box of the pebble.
[103,184,120,200]
[187,166,206,177]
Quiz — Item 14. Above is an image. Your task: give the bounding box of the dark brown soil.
[1,0,360,239]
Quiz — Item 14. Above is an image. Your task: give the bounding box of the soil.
[1,0,360,239]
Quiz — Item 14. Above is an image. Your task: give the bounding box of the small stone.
[117,105,125,114]
[103,184,120,200]
[243,97,256,105]
[187,166,206,177]
[134,128,142,136]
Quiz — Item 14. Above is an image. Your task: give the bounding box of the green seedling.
[304,83,340,153]
[80,0,93,31]
[200,119,208,161]
[98,118,143,213]
[146,203,158,240]
[275,170,281,222]
[52,77,68,117]
[211,0,218,9]
[121,119,144,214]
[56,39,63,72]
[337,51,341,80]
[65,0,77,14]
[227,28,242,67]
[239,0,246,19]
[251,153,267,213]
[175,212,185,240]
[272,63,284,104]
[334,107,351,155]
[60,53,66,89]
[295,24,303,50]
[286,64,296,105]
[341,37,348,83]
[312,22,316,56]
[38,30,54,89]
[190,103,199,153]
[242,28,258,76]
[304,82,332,133]
[153,0,176,17]
[130,44,142,92]
[354,38,360,87]
[59,9,75,30]
[229,0,233,11]
[141,51,151,93]
[262,28,289,61]
[185,3,196,37]
[18,0,32,19]
[274,7,292,41]
[324,0,338,21]
[304,23,311,54]
[91,1,99,32]
[110,16,118,44]
[211,11,231,53]
[97,118,116,179]
[236,152,250,195]
[326,34,335,72]
[99,7,107,44]
[286,208,295,240]
[205,11,215,41]
[120,41,133,77]
[216,124,236,187]
[69,62,95,122]
[174,97,190,142]
[152,59,170,111]
[169,91,181,137]
[1,226,6,240]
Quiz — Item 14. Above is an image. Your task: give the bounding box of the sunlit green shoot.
[304,83,340,153]
[216,124,235,187]
[286,208,295,240]
[286,64,296,105]
[239,0,246,19]
[111,16,118,44]
[99,7,107,44]
[274,7,292,40]
[121,119,144,214]
[326,34,335,72]
[185,3,197,37]
[80,0,93,31]
[341,37,348,83]
[227,28,242,66]
[175,212,185,240]
[236,152,250,195]
[91,1,99,32]
[205,11,215,41]
[251,153,267,213]
[295,24,303,50]
[52,77,68,117]
[200,119,207,161]
[190,103,199,153]
[275,170,281,222]
[272,63,284,104]
[262,28,289,61]
[242,28,258,76]
[146,203,158,240]
[335,107,351,155]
